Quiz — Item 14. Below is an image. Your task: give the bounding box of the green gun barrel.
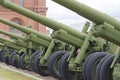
[0,37,13,43]
[52,0,120,31]
[0,37,22,50]
[0,18,52,47]
[0,30,24,40]
[0,0,86,40]
[0,30,35,48]
[0,17,51,42]
[4,42,22,50]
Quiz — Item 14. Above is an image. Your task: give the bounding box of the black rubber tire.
[3,56,9,65]
[83,52,97,80]
[47,51,66,79]
[34,52,49,76]
[29,50,41,71]
[0,49,4,61]
[99,55,115,80]
[12,54,19,68]
[58,52,78,80]
[19,53,27,70]
[0,50,7,62]
[3,52,10,65]
[9,52,16,65]
[84,52,108,80]
[17,56,26,70]
[96,54,112,80]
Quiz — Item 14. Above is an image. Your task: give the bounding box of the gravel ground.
[0,63,56,80]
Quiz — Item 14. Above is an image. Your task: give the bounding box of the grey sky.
[46,0,120,31]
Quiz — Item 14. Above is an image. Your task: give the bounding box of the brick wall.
[0,0,47,35]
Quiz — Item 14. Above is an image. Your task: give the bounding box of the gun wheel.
[58,52,81,80]
[96,54,111,80]
[34,52,49,76]
[3,51,10,65]
[0,49,4,61]
[11,54,19,68]
[83,52,108,80]
[47,51,66,79]
[9,52,18,68]
[19,53,28,70]
[17,56,25,70]
[96,54,120,80]
[0,50,7,62]
[29,50,40,71]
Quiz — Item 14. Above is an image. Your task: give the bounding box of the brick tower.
[0,0,47,36]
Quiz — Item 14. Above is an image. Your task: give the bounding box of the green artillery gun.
[0,0,118,80]
[0,17,74,76]
[0,38,13,62]
[0,30,39,69]
[0,37,23,64]
[0,21,52,71]
[52,0,120,80]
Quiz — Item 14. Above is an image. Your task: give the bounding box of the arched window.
[10,19,24,36]
[19,0,24,6]
[8,0,13,2]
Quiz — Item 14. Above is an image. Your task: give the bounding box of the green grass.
[0,66,36,80]
[113,64,120,80]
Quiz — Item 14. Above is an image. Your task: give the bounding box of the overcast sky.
[46,0,120,31]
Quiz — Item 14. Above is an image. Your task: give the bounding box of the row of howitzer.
[0,0,120,80]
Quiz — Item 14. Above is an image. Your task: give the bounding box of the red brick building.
[0,0,47,36]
